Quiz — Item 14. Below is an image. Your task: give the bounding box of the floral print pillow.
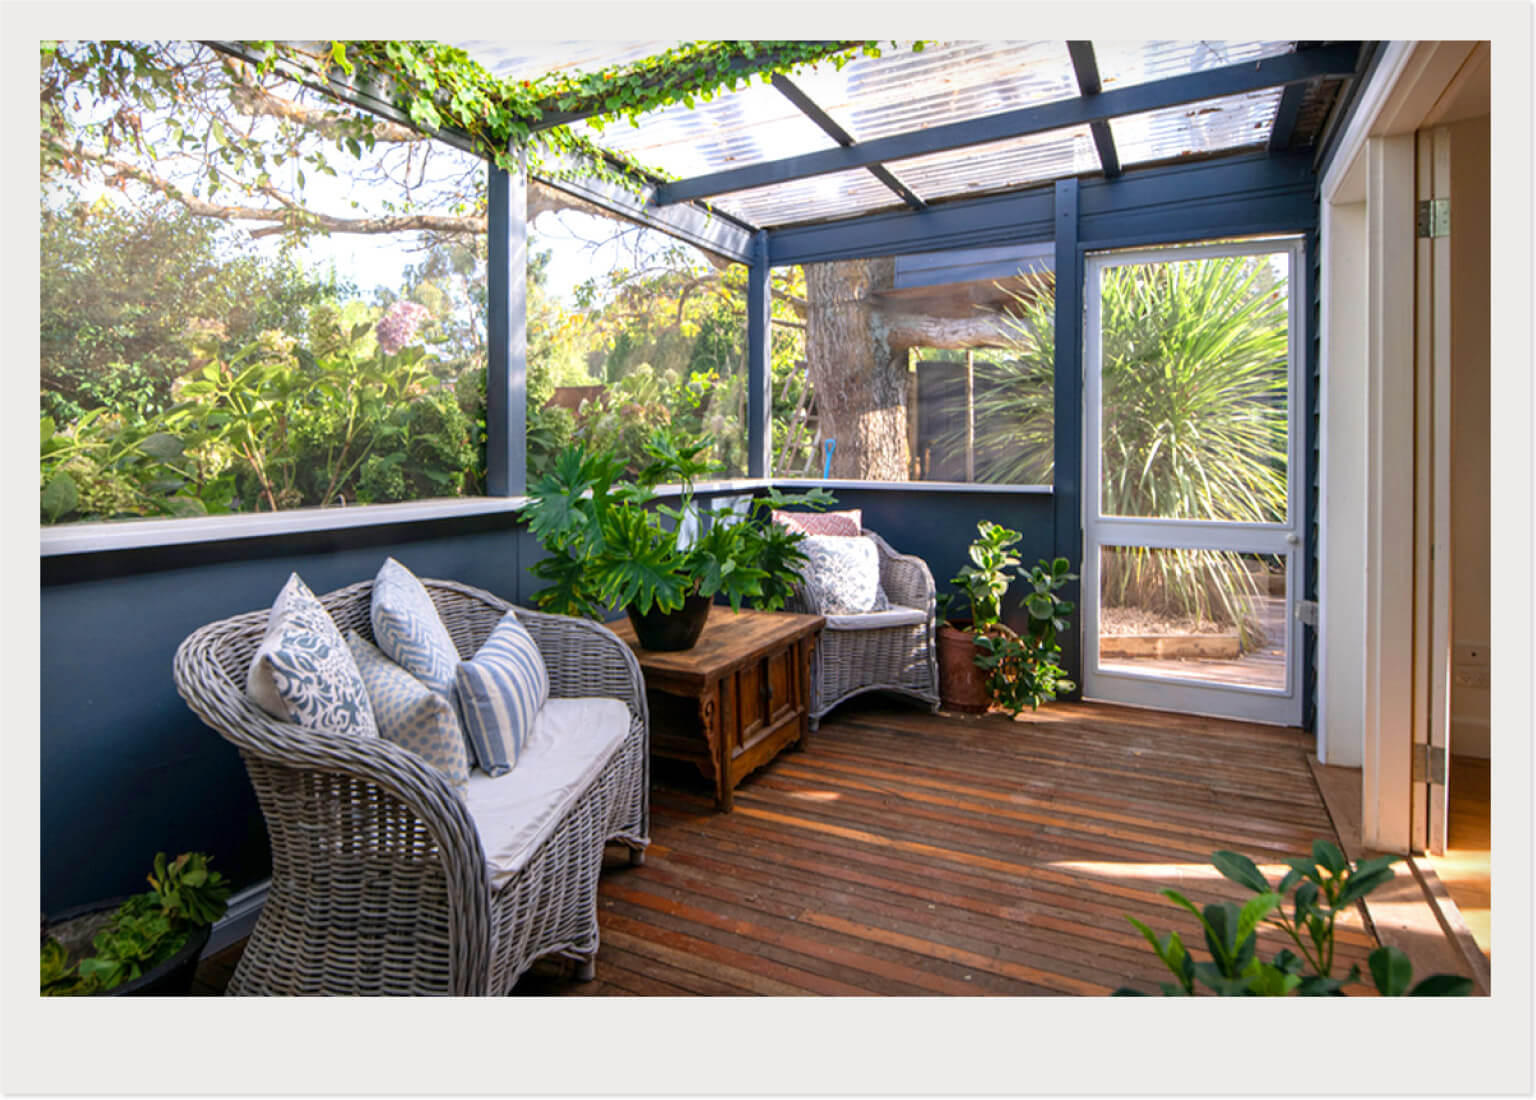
[247,573,377,737]
[800,535,891,615]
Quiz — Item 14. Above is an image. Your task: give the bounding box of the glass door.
[1082,238,1303,725]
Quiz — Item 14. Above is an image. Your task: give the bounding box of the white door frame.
[1081,237,1306,727]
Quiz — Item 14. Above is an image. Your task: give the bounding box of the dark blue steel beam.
[767,149,1317,267]
[1051,178,1084,699]
[771,74,926,210]
[656,44,1357,206]
[486,157,527,497]
[746,232,772,477]
[1066,41,1121,179]
[1269,82,1309,151]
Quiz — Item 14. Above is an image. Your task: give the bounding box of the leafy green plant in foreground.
[1117,840,1473,997]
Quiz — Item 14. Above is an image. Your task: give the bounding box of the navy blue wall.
[40,512,542,913]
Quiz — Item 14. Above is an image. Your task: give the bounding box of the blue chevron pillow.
[455,611,549,776]
[348,630,470,793]
[370,557,461,699]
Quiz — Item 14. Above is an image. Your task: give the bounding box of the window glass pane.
[40,41,486,524]
[525,211,748,481]
[770,248,1054,484]
[1099,546,1288,691]
[1098,250,1290,522]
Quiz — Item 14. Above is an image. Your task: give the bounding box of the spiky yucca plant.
[948,254,1290,644]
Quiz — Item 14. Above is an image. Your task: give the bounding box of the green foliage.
[319,40,904,190]
[519,427,834,619]
[973,558,1078,713]
[1116,844,1474,997]
[40,852,231,996]
[944,520,1023,632]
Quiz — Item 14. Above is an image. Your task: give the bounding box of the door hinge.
[1295,599,1319,627]
[1412,743,1447,786]
[1416,198,1450,239]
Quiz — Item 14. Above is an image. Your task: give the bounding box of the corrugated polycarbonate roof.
[454,39,1315,230]
[1110,87,1284,167]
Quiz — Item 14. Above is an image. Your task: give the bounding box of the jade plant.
[41,852,232,996]
[973,557,1078,713]
[1117,840,1473,997]
[519,427,834,619]
[939,521,1078,715]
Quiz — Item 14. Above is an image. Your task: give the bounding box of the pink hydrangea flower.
[375,300,432,355]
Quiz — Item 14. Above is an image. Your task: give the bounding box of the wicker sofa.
[786,529,941,728]
[173,577,648,996]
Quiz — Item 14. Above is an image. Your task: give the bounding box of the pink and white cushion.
[772,508,862,537]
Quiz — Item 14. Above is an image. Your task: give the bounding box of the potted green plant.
[519,429,834,650]
[937,521,1078,715]
[936,520,1025,712]
[41,851,231,996]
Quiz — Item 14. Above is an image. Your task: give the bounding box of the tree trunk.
[804,258,911,480]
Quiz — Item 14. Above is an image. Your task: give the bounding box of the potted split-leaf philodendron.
[519,429,834,651]
[937,520,1077,716]
[41,852,231,996]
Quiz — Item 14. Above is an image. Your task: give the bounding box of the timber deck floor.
[195,698,1378,996]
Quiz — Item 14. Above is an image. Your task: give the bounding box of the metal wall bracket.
[1296,599,1319,626]
[1416,197,1450,238]
[1411,742,1448,786]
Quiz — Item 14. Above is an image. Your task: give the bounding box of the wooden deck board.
[195,698,1399,996]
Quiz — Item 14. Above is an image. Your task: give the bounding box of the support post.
[487,152,528,497]
[1052,178,1084,700]
[747,231,772,478]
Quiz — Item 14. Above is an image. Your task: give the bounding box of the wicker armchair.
[172,577,648,996]
[787,529,941,728]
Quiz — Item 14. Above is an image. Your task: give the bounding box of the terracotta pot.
[937,621,991,713]
[627,593,712,651]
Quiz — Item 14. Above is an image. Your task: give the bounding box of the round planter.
[626,592,712,652]
[44,897,211,996]
[937,621,991,713]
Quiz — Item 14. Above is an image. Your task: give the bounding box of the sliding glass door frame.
[1081,236,1305,726]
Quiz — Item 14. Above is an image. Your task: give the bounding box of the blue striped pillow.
[454,611,549,776]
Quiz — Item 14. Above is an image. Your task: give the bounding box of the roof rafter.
[1066,41,1121,179]
[770,73,925,210]
[652,43,1360,207]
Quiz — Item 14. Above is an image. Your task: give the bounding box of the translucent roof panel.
[451,40,669,84]
[889,125,1101,202]
[709,166,903,228]
[576,77,843,182]
[783,41,1081,143]
[1093,41,1296,92]
[1109,88,1284,166]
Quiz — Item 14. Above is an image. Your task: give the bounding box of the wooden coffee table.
[608,607,824,811]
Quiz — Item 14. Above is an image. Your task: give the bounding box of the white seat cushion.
[824,607,927,630]
[462,697,629,889]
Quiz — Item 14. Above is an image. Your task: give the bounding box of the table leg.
[698,682,732,812]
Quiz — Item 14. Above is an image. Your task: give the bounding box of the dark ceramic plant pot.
[45,896,211,996]
[937,621,991,713]
[626,592,712,652]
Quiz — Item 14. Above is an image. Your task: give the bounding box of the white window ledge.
[40,495,529,557]
[773,479,1053,495]
[40,478,1053,557]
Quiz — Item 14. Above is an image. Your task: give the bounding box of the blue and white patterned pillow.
[454,611,549,777]
[370,557,461,698]
[800,535,891,615]
[247,574,376,737]
[348,631,470,793]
